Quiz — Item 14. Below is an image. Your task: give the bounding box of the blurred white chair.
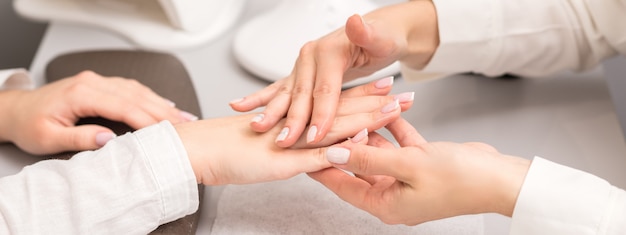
[13,0,246,51]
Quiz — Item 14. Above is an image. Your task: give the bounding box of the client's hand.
[0,71,196,155]
[230,0,438,148]
[309,118,531,225]
[176,89,410,185]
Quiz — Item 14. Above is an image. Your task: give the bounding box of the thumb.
[56,125,116,152]
[345,14,393,57]
[326,144,411,182]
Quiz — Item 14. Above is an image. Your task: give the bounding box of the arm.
[309,118,626,234]
[0,82,409,233]
[418,0,626,78]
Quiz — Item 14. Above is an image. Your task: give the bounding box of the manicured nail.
[165,99,176,107]
[351,128,368,143]
[394,92,415,103]
[374,76,394,89]
[229,97,244,104]
[327,147,350,164]
[306,125,318,143]
[251,113,264,123]
[96,132,116,147]
[381,99,400,113]
[276,127,290,142]
[180,111,199,121]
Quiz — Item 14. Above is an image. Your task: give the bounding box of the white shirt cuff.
[510,156,623,234]
[134,121,199,224]
[0,68,34,90]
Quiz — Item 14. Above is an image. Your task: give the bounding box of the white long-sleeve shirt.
[409,0,626,78]
[0,70,198,234]
[404,0,626,234]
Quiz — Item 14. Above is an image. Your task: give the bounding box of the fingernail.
[229,97,244,104]
[327,147,350,164]
[394,92,415,103]
[381,99,400,113]
[351,128,368,143]
[276,127,290,142]
[251,113,264,123]
[306,125,318,143]
[374,76,394,89]
[96,132,116,147]
[180,111,199,121]
[165,99,176,107]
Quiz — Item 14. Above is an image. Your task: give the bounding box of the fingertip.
[351,128,368,143]
[96,131,117,147]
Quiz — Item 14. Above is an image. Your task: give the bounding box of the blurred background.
[0,1,47,69]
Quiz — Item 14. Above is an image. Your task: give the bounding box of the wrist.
[0,90,24,142]
[490,155,531,217]
[402,0,439,69]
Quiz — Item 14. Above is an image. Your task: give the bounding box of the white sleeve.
[413,0,626,78]
[510,157,626,235]
[0,121,199,234]
[0,68,34,90]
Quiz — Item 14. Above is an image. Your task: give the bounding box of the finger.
[307,41,348,144]
[385,117,426,146]
[340,76,394,98]
[115,79,196,125]
[368,132,396,149]
[229,79,286,112]
[346,14,396,58]
[250,79,295,133]
[335,92,414,117]
[277,48,318,147]
[79,75,194,128]
[53,125,116,152]
[293,99,401,148]
[308,167,374,211]
[325,144,414,182]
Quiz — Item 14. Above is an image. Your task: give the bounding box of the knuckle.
[299,41,317,56]
[313,83,338,98]
[277,84,292,95]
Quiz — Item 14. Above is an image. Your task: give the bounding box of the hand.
[308,118,531,225]
[175,86,412,185]
[0,71,197,155]
[230,0,438,148]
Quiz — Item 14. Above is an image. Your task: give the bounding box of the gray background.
[0,1,47,69]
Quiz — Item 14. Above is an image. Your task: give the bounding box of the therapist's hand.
[308,118,531,225]
[0,71,197,155]
[177,86,410,185]
[230,0,438,148]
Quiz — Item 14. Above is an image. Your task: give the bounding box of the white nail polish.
[394,92,415,103]
[229,97,244,104]
[374,76,394,89]
[381,99,400,113]
[96,132,116,147]
[307,125,318,143]
[251,114,264,123]
[276,127,289,142]
[351,128,368,143]
[180,111,199,121]
[327,147,350,164]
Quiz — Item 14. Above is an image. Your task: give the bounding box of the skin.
[175,80,414,185]
[308,118,531,225]
[0,71,196,155]
[230,0,438,147]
